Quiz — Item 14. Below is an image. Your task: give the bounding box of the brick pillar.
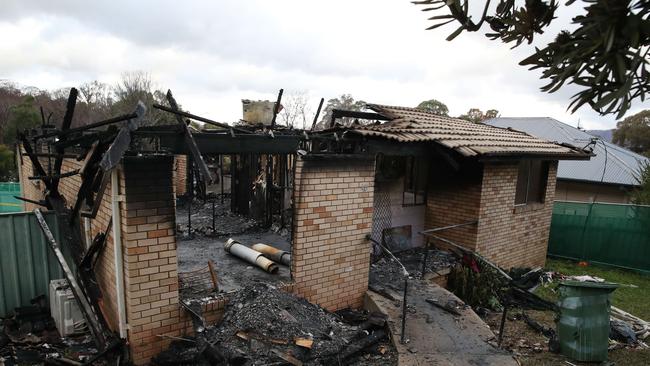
[120,156,179,365]
[292,156,375,311]
[174,155,187,196]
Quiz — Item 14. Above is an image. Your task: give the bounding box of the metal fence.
[0,182,23,213]
[0,211,64,317]
[548,201,650,273]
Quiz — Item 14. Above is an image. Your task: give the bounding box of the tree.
[111,71,172,125]
[3,95,41,143]
[632,161,650,204]
[317,94,367,130]
[414,0,650,119]
[458,108,499,123]
[0,144,16,181]
[612,109,650,156]
[416,99,449,116]
[278,90,313,129]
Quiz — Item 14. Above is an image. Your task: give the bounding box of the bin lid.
[559,280,619,289]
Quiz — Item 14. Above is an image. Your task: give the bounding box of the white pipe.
[111,169,127,338]
[225,239,279,274]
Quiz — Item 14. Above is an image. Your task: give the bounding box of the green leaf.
[446,26,464,41]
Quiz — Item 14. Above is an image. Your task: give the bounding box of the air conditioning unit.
[49,279,85,336]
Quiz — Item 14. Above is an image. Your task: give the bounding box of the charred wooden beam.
[29,169,79,180]
[34,112,138,140]
[52,88,78,192]
[165,90,213,183]
[99,102,146,171]
[330,109,390,127]
[14,196,50,208]
[29,153,78,159]
[270,88,283,128]
[80,220,112,272]
[19,133,56,193]
[34,208,107,349]
[158,132,304,154]
[311,97,324,131]
[81,171,110,219]
[153,103,252,134]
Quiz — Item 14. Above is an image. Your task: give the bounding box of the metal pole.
[498,306,508,347]
[401,276,408,344]
[212,196,216,232]
[188,158,193,236]
[220,155,224,204]
[421,241,429,278]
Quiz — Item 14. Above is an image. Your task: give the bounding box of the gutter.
[111,169,127,338]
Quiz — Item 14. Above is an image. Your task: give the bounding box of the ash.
[370,247,456,291]
[176,198,263,238]
[153,283,395,365]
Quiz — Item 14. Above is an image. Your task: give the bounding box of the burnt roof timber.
[52,88,78,192]
[165,90,213,183]
[33,112,138,140]
[153,103,253,134]
[158,132,304,155]
[330,109,390,128]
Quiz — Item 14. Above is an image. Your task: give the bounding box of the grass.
[535,258,650,320]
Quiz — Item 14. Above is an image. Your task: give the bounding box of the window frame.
[402,156,428,206]
[514,160,549,206]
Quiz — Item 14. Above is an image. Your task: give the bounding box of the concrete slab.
[366,279,517,366]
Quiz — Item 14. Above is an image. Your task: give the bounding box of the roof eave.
[478,151,593,161]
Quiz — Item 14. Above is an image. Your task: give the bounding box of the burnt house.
[15,92,590,364]
[307,104,591,269]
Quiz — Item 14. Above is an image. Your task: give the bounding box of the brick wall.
[174,155,187,197]
[424,161,558,269]
[476,162,558,269]
[17,153,44,212]
[424,165,482,250]
[292,156,375,311]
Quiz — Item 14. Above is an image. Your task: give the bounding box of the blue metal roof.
[485,117,649,187]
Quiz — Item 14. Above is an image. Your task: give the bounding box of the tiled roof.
[344,104,589,159]
[486,117,649,186]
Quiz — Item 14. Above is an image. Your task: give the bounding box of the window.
[403,156,427,206]
[515,160,549,205]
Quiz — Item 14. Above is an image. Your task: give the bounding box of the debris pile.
[370,248,456,291]
[153,284,394,365]
[0,299,98,365]
[176,198,261,238]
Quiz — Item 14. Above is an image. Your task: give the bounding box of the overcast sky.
[0,0,646,129]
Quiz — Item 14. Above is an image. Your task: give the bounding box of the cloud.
[0,0,647,129]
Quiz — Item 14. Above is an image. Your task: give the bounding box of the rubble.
[369,247,456,291]
[152,284,395,365]
[0,300,99,366]
[176,198,262,239]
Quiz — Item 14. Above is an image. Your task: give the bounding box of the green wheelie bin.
[556,281,619,362]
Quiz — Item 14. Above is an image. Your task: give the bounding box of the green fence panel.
[0,211,65,317]
[0,182,23,213]
[548,201,650,272]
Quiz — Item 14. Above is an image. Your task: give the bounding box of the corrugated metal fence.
[0,211,64,317]
[548,201,650,273]
[0,182,23,213]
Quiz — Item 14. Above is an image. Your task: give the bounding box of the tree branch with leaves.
[414,0,650,119]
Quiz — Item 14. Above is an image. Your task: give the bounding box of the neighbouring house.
[485,117,649,204]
